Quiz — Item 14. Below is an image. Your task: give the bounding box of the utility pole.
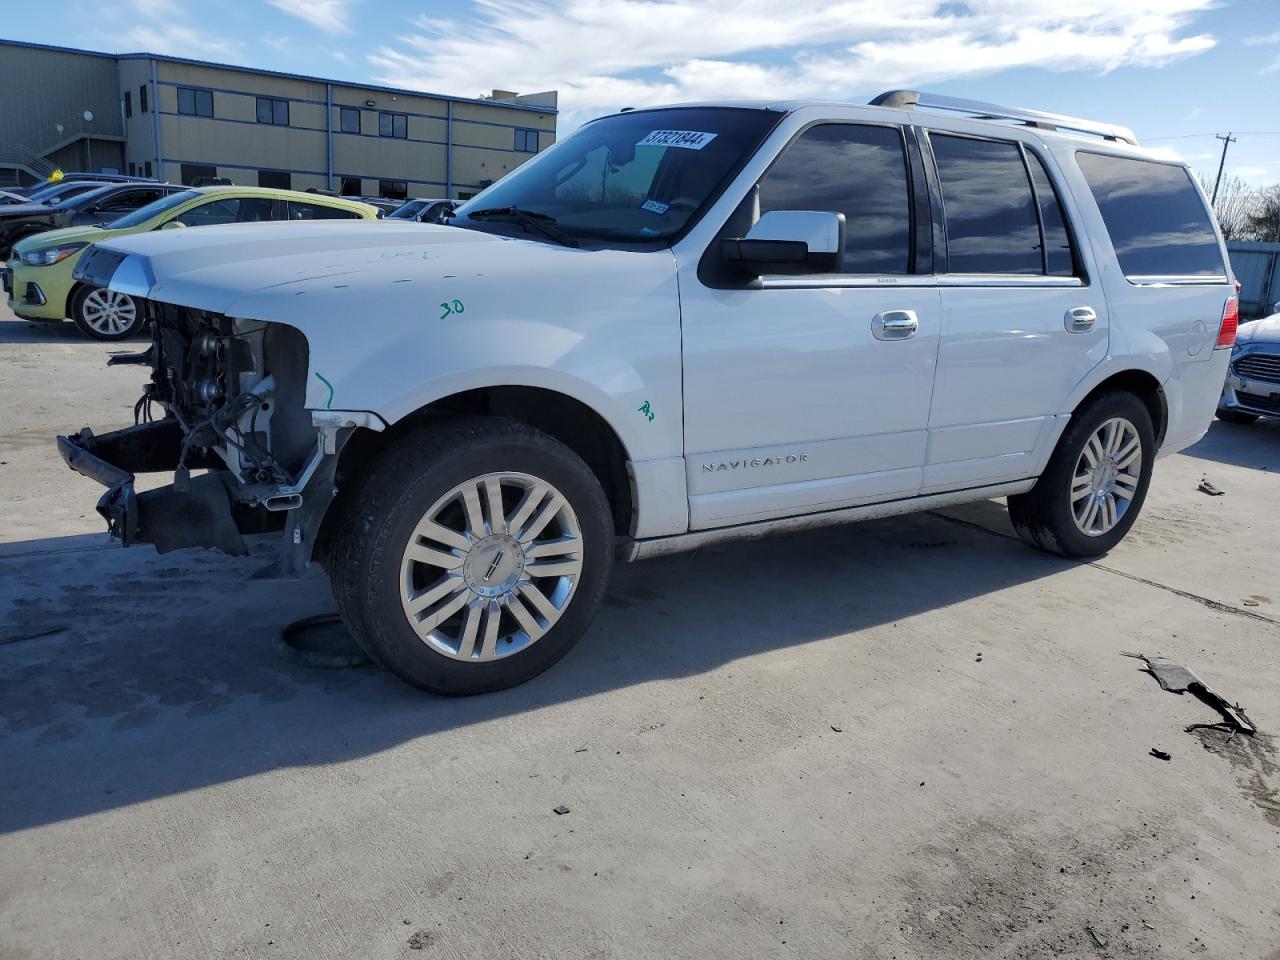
[1211,132,1237,206]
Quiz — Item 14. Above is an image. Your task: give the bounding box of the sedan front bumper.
[1220,348,1280,418]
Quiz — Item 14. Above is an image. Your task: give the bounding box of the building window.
[180,163,219,186]
[124,91,132,119]
[143,160,152,177]
[378,179,408,200]
[378,112,407,139]
[258,169,291,190]
[514,128,539,153]
[128,162,136,176]
[339,176,362,196]
[256,97,289,126]
[340,107,361,134]
[139,85,148,113]
[177,87,214,118]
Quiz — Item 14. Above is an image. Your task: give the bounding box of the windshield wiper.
[461,206,580,248]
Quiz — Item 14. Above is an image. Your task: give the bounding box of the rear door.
[922,131,1107,492]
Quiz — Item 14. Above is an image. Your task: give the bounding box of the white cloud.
[1243,31,1280,46]
[108,21,241,61]
[268,0,352,34]
[368,0,1218,126]
[102,0,240,59]
[1262,56,1280,75]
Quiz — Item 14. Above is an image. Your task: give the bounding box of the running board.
[621,479,1036,561]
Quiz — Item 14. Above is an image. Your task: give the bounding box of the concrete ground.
[2,307,1278,960]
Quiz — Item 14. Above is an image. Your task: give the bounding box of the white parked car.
[62,91,1237,695]
[1217,303,1280,423]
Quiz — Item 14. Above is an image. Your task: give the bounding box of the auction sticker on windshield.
[637,130,718,150]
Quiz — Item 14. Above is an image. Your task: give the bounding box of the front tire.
[1215,408,1259,425]
[1008,392,1155,558]
[71,285,143,341]
[329,417,614,695]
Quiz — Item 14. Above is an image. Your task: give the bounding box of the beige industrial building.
[0,39,557,200]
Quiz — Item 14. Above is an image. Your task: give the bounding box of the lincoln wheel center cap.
[462,534,525,599]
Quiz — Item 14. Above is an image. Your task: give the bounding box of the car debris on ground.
[1123,653,1257,735]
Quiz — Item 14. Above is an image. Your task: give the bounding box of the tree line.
[1200,174,1280,243]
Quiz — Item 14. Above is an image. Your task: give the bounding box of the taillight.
[1216,296,1238,349]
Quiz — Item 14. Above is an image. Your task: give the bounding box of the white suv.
[62,91,1238,695]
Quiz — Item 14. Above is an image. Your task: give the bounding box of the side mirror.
[159,220,187,230]
[721,210,845,277]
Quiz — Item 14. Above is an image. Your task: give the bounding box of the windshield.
[388,199,427,220]
[453,107,781,244]
[110,190,200,228]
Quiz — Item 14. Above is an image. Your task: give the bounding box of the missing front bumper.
[58,420,249,555]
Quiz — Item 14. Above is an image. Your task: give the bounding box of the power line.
[1144,131,1280,142]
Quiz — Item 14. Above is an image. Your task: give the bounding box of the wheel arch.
[318,385,637,561]
[1071,368,1168,447]
[66,280,92,319]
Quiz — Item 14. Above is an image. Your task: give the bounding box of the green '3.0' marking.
[440,299,465,319]
[637,401,655,423]
[314,372,335,409]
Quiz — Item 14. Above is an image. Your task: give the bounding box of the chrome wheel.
[80,288,137,336]
[398,471,583,662]
[1071,417,1142,537]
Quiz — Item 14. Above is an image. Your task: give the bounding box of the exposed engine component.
[143,302,314,489]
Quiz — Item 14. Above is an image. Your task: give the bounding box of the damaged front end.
[58,296,381,577]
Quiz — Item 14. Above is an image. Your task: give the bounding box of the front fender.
[224,246,684,463]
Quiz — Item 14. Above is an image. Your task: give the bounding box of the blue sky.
[6,0,1280,184]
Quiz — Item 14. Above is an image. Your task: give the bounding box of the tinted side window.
[288,201,359,220]
[174,197,275,226]
[100,189,162,212]
[931,134,1041,274]
[758,123,911,275]
[1076,153,1224,279]
[1025,152,1075,277]
[175,198,241,226]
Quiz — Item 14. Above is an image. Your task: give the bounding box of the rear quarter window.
[1075,152,1225,281]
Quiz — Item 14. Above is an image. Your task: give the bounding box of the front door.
[679,121,941,530]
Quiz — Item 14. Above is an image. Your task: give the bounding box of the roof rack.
[869,90,1138,146]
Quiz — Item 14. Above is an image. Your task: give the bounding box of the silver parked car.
[1218,302,1280,424]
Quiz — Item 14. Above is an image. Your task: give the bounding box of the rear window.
[1076,152,1224,280]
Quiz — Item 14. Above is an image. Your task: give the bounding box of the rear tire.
[1008,392,1155,558]
[71,285,144,341]
[1215,408,1259,425]
[329,416,614,695]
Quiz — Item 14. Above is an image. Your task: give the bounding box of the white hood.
[94,219,515,316]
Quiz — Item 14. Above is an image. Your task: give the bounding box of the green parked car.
[4,186,378,340]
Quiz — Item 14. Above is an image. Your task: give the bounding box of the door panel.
[926,291,1108,491]
[681,280,942,528]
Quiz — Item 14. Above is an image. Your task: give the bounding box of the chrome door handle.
[1065,306,1098,333]
[872,309,918,341]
